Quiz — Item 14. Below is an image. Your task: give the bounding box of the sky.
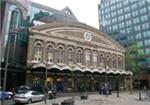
[31,0,100,29]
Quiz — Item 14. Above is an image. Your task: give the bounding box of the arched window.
[67,48,73,64]
[57,47,64,63]
[85,50,90,66]
[93,52,98,67]
[47,45,53,63]
[112,55,116,68]
[76,49,82,64]
[10,8,21,29]
[106,54,111,69]
[118,56,122,69]
[33,42,43,61]
[99,53,105,67]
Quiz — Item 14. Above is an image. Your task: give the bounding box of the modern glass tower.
[98,0,150,71]
[1,0,29,90]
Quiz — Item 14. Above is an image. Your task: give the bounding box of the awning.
[48,64,61,70]
[99,68,106,74]
[92,68,100,73]
[61,65,72,71]
[73,66,83,72]
[83,67,92,73]
[106,69,115,74]
[114,70,121,74]
[32,62,46,68]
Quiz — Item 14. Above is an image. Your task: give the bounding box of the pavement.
[31,91,150,105]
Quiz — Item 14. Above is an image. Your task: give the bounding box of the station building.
[26,22,131,92]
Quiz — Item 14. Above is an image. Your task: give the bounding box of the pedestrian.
[43,86,48,104]
[12,87,16,97]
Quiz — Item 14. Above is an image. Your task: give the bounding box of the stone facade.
[26,22,130,92]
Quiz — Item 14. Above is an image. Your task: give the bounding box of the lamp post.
[44,61,48,88]
[2,29,19,105]
[104,58,108,97]
[116,75,120,98]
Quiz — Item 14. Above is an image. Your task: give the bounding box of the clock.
[84,32,92,41]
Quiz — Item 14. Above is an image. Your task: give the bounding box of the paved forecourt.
[31,92,150,105]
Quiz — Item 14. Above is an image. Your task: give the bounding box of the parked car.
[0,91,13,100]
[13,90,45,104]
[17,85,32,92]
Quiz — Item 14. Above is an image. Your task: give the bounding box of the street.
[2,91,149,105]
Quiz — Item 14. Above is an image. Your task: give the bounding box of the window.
[123,0,129,5]
[139,0,145,7]
[142,23,149,30]
[125,13,131,19]
[10,8,21,29]
[124,7,130,12]
[119,22,124,28]
[112,25,118,30]
[77,49,82,64]
[144,39,150,46]
[118,57,122,69]
[126,20,132,26]
[112,56,117,68]
[67,48,74,64]
[118,15,124,21]
[126,27,133,33]
[145,48,150,55]
[33,42,43,61]
[131,3,137,10]
[99,53,105,68]
[132,10,138,17]
[136,33,142,40]
[143,31,150,38]
[137,41,143,47]
[117,9,123,15]
[134,25,141,31]
[85,51,91,66]
[112,18,117,23]
[133,17,139,24]
[47,45,53,63]
[93,52,98,67]
[140,8,147,14]
[141,15,148,22]
[148,6,150,11]
[57,47,64,63]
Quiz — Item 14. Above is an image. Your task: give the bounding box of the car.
[17,85,32,92]
[13,90,45,104]
[0,91,13,100]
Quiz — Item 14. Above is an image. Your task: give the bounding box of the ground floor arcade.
[25,67,131,92]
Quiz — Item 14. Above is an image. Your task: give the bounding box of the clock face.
[84,32,92,41]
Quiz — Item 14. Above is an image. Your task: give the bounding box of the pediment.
[30,22,124,51]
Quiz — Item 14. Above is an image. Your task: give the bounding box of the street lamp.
[2,29,19,105]
[116,75,120,98]
[44,61,48,88]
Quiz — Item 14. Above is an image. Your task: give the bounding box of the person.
[43,86,48,104]
[12,88,16,97]
[145,87,150,99]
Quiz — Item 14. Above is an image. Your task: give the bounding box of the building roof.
[31,2,78,22]
[30,21,125,52]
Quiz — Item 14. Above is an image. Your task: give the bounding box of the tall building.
[98,0,150,87]
[1,0,29,90]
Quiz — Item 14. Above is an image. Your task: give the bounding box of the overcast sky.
[31,0,100,29]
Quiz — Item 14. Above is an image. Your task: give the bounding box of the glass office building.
[1,0,29,90]
[98,0,150,71]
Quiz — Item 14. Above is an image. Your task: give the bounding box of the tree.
[125,44,146,100]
